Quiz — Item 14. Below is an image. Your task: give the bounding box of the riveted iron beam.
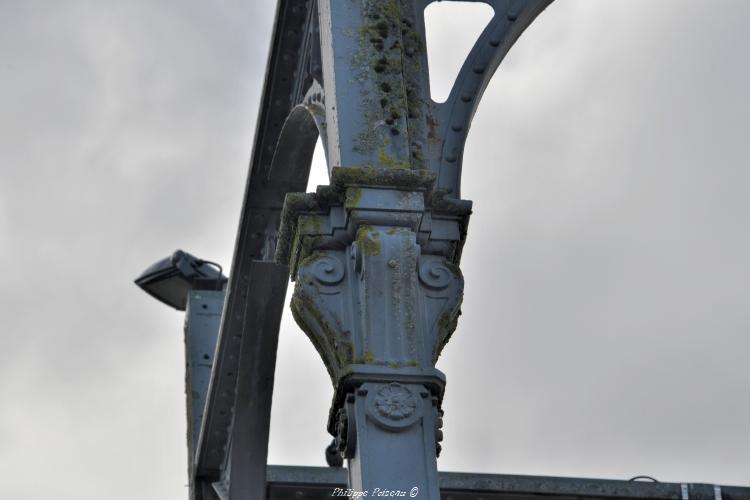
[264,466,750,499]
[184,291,224,483]
[427,0,554,197]
[193,0,322,496]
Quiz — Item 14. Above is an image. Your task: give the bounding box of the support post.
[184,290,224,495]
[277,169,469,498]
[273,0,553,496]
[274,1,472,496]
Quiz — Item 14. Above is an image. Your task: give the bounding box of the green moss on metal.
[433,308,460,364]
[338,341,355,370]
[275,191,322,266]
[354,350,377,364]
[386,360,419,368]
[377,147,410,170]
[291,286,355,384]
[348,0,429,168]
[291,292,338,383]
[345,187,363,207]
[298,251,325,269]
[298,214,324,234]
[289,234,324,281]
[357,226,381,256]
[332,166,435,191]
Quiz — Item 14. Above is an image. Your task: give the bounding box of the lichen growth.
[291,285,355,384]
[345,187,363,207]
[298,214,324,234]
[387,360,418,368]
[275,191,322,266]
[378,147,410,170]
[356,226,381,256]
[433,308,461,364]
[400,232,418,354]
[354,350,377,364]
[291,292,339,383]
[298,251,325,269]
[348,0,428,168]
[332,165,435,191]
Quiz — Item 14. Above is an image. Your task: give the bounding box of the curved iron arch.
[418,0,555,196]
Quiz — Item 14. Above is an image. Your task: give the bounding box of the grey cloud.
[1,1,748,498]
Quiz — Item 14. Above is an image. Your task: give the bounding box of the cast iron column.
[278,167,468,497]
[275,0,553,497]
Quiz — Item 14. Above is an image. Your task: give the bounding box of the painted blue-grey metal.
[276,171,468,496]
[186,0,556,498]
[194,261,289,500]
[184,291,225,468]
[265,465,750,500]
[273,1,554,497]
[320,0,551,198]
[316,0,554,195]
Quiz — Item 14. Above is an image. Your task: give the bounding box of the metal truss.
[171,1,750,499]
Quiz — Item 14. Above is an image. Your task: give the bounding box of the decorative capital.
[280,171,468,422]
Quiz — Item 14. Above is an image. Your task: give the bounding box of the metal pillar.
[182,0,553,497]
[278,173,465,496]
[184,291,225,479]
[274,0,553,496]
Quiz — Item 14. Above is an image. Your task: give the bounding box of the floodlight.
[135,249,227,310]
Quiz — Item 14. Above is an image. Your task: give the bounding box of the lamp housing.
[135,249,227,311]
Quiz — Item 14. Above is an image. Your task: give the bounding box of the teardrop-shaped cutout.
[424,1,494,103]
[306,136,329,192]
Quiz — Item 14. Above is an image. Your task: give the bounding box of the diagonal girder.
[192,1,321,497]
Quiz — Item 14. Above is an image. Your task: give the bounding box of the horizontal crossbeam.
[266,465,750,500]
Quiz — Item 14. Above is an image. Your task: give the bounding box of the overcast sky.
[1,1,749,499]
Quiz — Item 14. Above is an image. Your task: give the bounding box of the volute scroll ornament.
[310,254,345,285]
[418,257,456,291]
